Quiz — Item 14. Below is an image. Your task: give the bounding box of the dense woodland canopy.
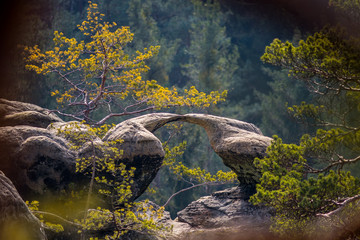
[1,0,360,236]
[0,0,334,144]
[0,0,307,215]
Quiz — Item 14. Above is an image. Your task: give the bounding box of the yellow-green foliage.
[255,3,360,234]
[164,141,238,185]
[26,200,65,233]
[261,28,360,95]
[23,2,232,237]
[24,1,226,124]
[251,136,360,236]
[50,121,169,239]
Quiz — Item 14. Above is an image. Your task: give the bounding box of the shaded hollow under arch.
[105,113,272,197]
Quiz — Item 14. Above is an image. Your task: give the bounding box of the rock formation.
[103,120,165,199]
[0,170,46,240]
[0,99,273,239]
[176,187,271,228]
[168,187,274,240]
[0,99,75,196]
[112,113,272,196]
[0,98,63,128]
[0,99,271,200]
[2,99,360,240]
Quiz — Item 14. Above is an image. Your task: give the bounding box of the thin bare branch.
[95,106,155,125]
[317,195,360,218]
[48,110,84,121]
[33,210,82,228]
[305,155,360,173]
[53,69,86,94]
[162,181,231,208]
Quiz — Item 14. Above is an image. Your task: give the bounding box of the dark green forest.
[0,0,303,215]
[0,0,330,131]
[1,0,360,238]
[0,0,346,213]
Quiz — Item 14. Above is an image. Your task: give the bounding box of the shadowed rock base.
[0,171,46,240]
[169,187,272,239]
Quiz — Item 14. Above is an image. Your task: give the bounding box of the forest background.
[0,0,350,217]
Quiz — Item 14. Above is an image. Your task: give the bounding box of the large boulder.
[176,187,271,228]
[0,99,166,201]
[0,98,63,128]
[0,98,74,195]
[0,170,46,240]
[103,120,165,200]
[157,187,274,240]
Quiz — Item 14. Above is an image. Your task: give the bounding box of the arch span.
[104,113,272,195]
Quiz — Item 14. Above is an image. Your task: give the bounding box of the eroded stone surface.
[103,121,165,199]
[0,171,46,240]
[116,113,272,194]
[0,125,75,195]
[0,100,166,200]
[0,98,63,128]
[176,187,271,228]
[0,99,271,203]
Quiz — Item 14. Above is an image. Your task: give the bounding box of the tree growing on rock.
[251,1,360,239]
[24,1,226,126]
[23,1,235,239]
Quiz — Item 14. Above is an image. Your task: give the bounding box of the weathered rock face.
[182,114,271,195]
[0,99,275,239]
[0,99,166,200]
[0,171,46,240]
[154,187,274,240]
[102,112,271,199]
[115,113,272,196]
[176,187,271,229]
[0,99,272,199]
[0,99,271,209]
[0,98,63,128]
[0,100,75,196]
[103,120,165,200]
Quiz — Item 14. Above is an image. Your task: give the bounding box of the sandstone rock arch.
[0,98,271,200]
[104,113,272,196]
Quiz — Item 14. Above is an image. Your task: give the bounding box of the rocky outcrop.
[0,99,273,239]
[0,100,75,196]
[3,99,360,240]
[168,187,273,240]
[0,98,63,128]
[113,113,272,196]
[103,120,165,200]
[176,187,271,228]
[0,170,46,240]
[169,188,360,240]
[0,99,271,199]
[0,99,275,240]
[0,99,167,200]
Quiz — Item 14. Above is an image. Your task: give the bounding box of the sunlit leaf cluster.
[47,122,169,238]
[24,1,226,125]
[26,201,65,233]
[164,141,238,185]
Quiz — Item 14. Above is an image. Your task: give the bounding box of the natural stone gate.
[0,98,271,200]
